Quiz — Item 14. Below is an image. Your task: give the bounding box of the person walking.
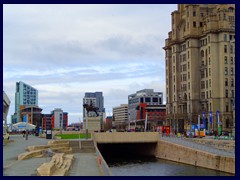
[22,130,26,138]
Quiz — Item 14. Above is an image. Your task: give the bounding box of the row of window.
[225,67,234,75]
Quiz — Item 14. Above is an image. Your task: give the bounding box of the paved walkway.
[160,136,235,157]
[69,153,100,176]
[3,135,101,176]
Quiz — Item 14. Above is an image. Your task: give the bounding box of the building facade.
[42,108,68,130]
[113,104,128,131]
[12,81,38,123]
[83,92,105,131]
[128,89,163,122]
[164,4,235,133]
[3,91,11,133]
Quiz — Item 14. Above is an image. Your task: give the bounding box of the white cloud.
[3,4,177,124]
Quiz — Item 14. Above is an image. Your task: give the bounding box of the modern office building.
[12,81,38,123]
[128,89,163,122]
[113,104,128,131]
[164,4,235,133]
[83,92,105,131]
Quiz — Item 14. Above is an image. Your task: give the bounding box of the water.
[109,157,233,176]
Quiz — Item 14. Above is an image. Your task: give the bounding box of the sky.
[3,4,177,124]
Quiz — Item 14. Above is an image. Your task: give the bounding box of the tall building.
[12,81,38,123]
[164,4,235,133]
[83,92,105,131]
[113,104,128,131]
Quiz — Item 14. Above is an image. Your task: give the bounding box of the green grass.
[55,133,91,139]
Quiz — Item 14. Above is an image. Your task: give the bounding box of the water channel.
[107,157,233,176]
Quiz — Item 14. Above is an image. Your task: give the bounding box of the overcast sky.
[3,4,177,124]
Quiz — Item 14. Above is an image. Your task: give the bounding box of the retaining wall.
[155,140,235,174]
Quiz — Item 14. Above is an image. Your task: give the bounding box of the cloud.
[3,4,177,124]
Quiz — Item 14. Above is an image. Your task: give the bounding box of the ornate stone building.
[163,4,235,133]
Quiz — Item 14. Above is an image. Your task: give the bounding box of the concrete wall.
[94,132,159,144]
[155,140,235,174]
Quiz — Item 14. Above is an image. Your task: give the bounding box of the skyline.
[3,4,177,124]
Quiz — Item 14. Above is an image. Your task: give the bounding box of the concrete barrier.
[155,140,235,174]
[94,132,159,144]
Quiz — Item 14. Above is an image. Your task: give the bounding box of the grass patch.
[55,133,91,139]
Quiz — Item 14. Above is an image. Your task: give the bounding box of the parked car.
[3,133,10,140]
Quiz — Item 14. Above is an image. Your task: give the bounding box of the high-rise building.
[12,81,38,123]
[113,104,128,131]
[164,4,235,133]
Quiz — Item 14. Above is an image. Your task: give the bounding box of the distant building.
[164,4,235,133]
[3,91,11,132]
[3,91,11,123]
[104,116,113,131]
[42,108,68,130]
[128,89,163,122]
[12,81,38,123]
[20,106,42,128]
[113,104,128,131]
[83,92,105,131]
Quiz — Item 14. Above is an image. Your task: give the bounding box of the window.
[188,82,190,90]
[201,70,205,78]
[193,21,196,27]
[224,34,227,41]
[210,91,211,98]
[230,45,233,54]
[208,36,210,43]
[226,104,229,112]
[188,62,190,69]
[145,97,151,102]
[209,68,211,76]
[209,79,211,87]
[225,78,228,86]
[153,97,158,102]
[174,85,175,92]
[201,81,205,89]
[208,47,210,54]
[206,80,208,88]
[193,11,196,16]
[209,58,211,65]
[224,45,227,53]
[225,67,228,75]
[231,79,234,87]
[229,16,235,22]
[231,90,234,97]
[224,56,228,64]
[230,57,233,64]
[231,67,234,75]
[201,12,204,17]
[201,92,205,99]
[223,14,226,20]
[200,22,203,27]
[140,97,144,103]
[225,89,228,98]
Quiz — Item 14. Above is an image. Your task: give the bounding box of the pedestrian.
[22,130,26,138]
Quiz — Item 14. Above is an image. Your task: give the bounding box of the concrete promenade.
[160,136,235,157]
[3,135,101,176]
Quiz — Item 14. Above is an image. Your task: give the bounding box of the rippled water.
[109,157,233,176]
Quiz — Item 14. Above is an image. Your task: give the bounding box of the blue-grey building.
[12,81,38,123]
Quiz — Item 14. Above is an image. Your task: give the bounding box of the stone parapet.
[155,140,235,174]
